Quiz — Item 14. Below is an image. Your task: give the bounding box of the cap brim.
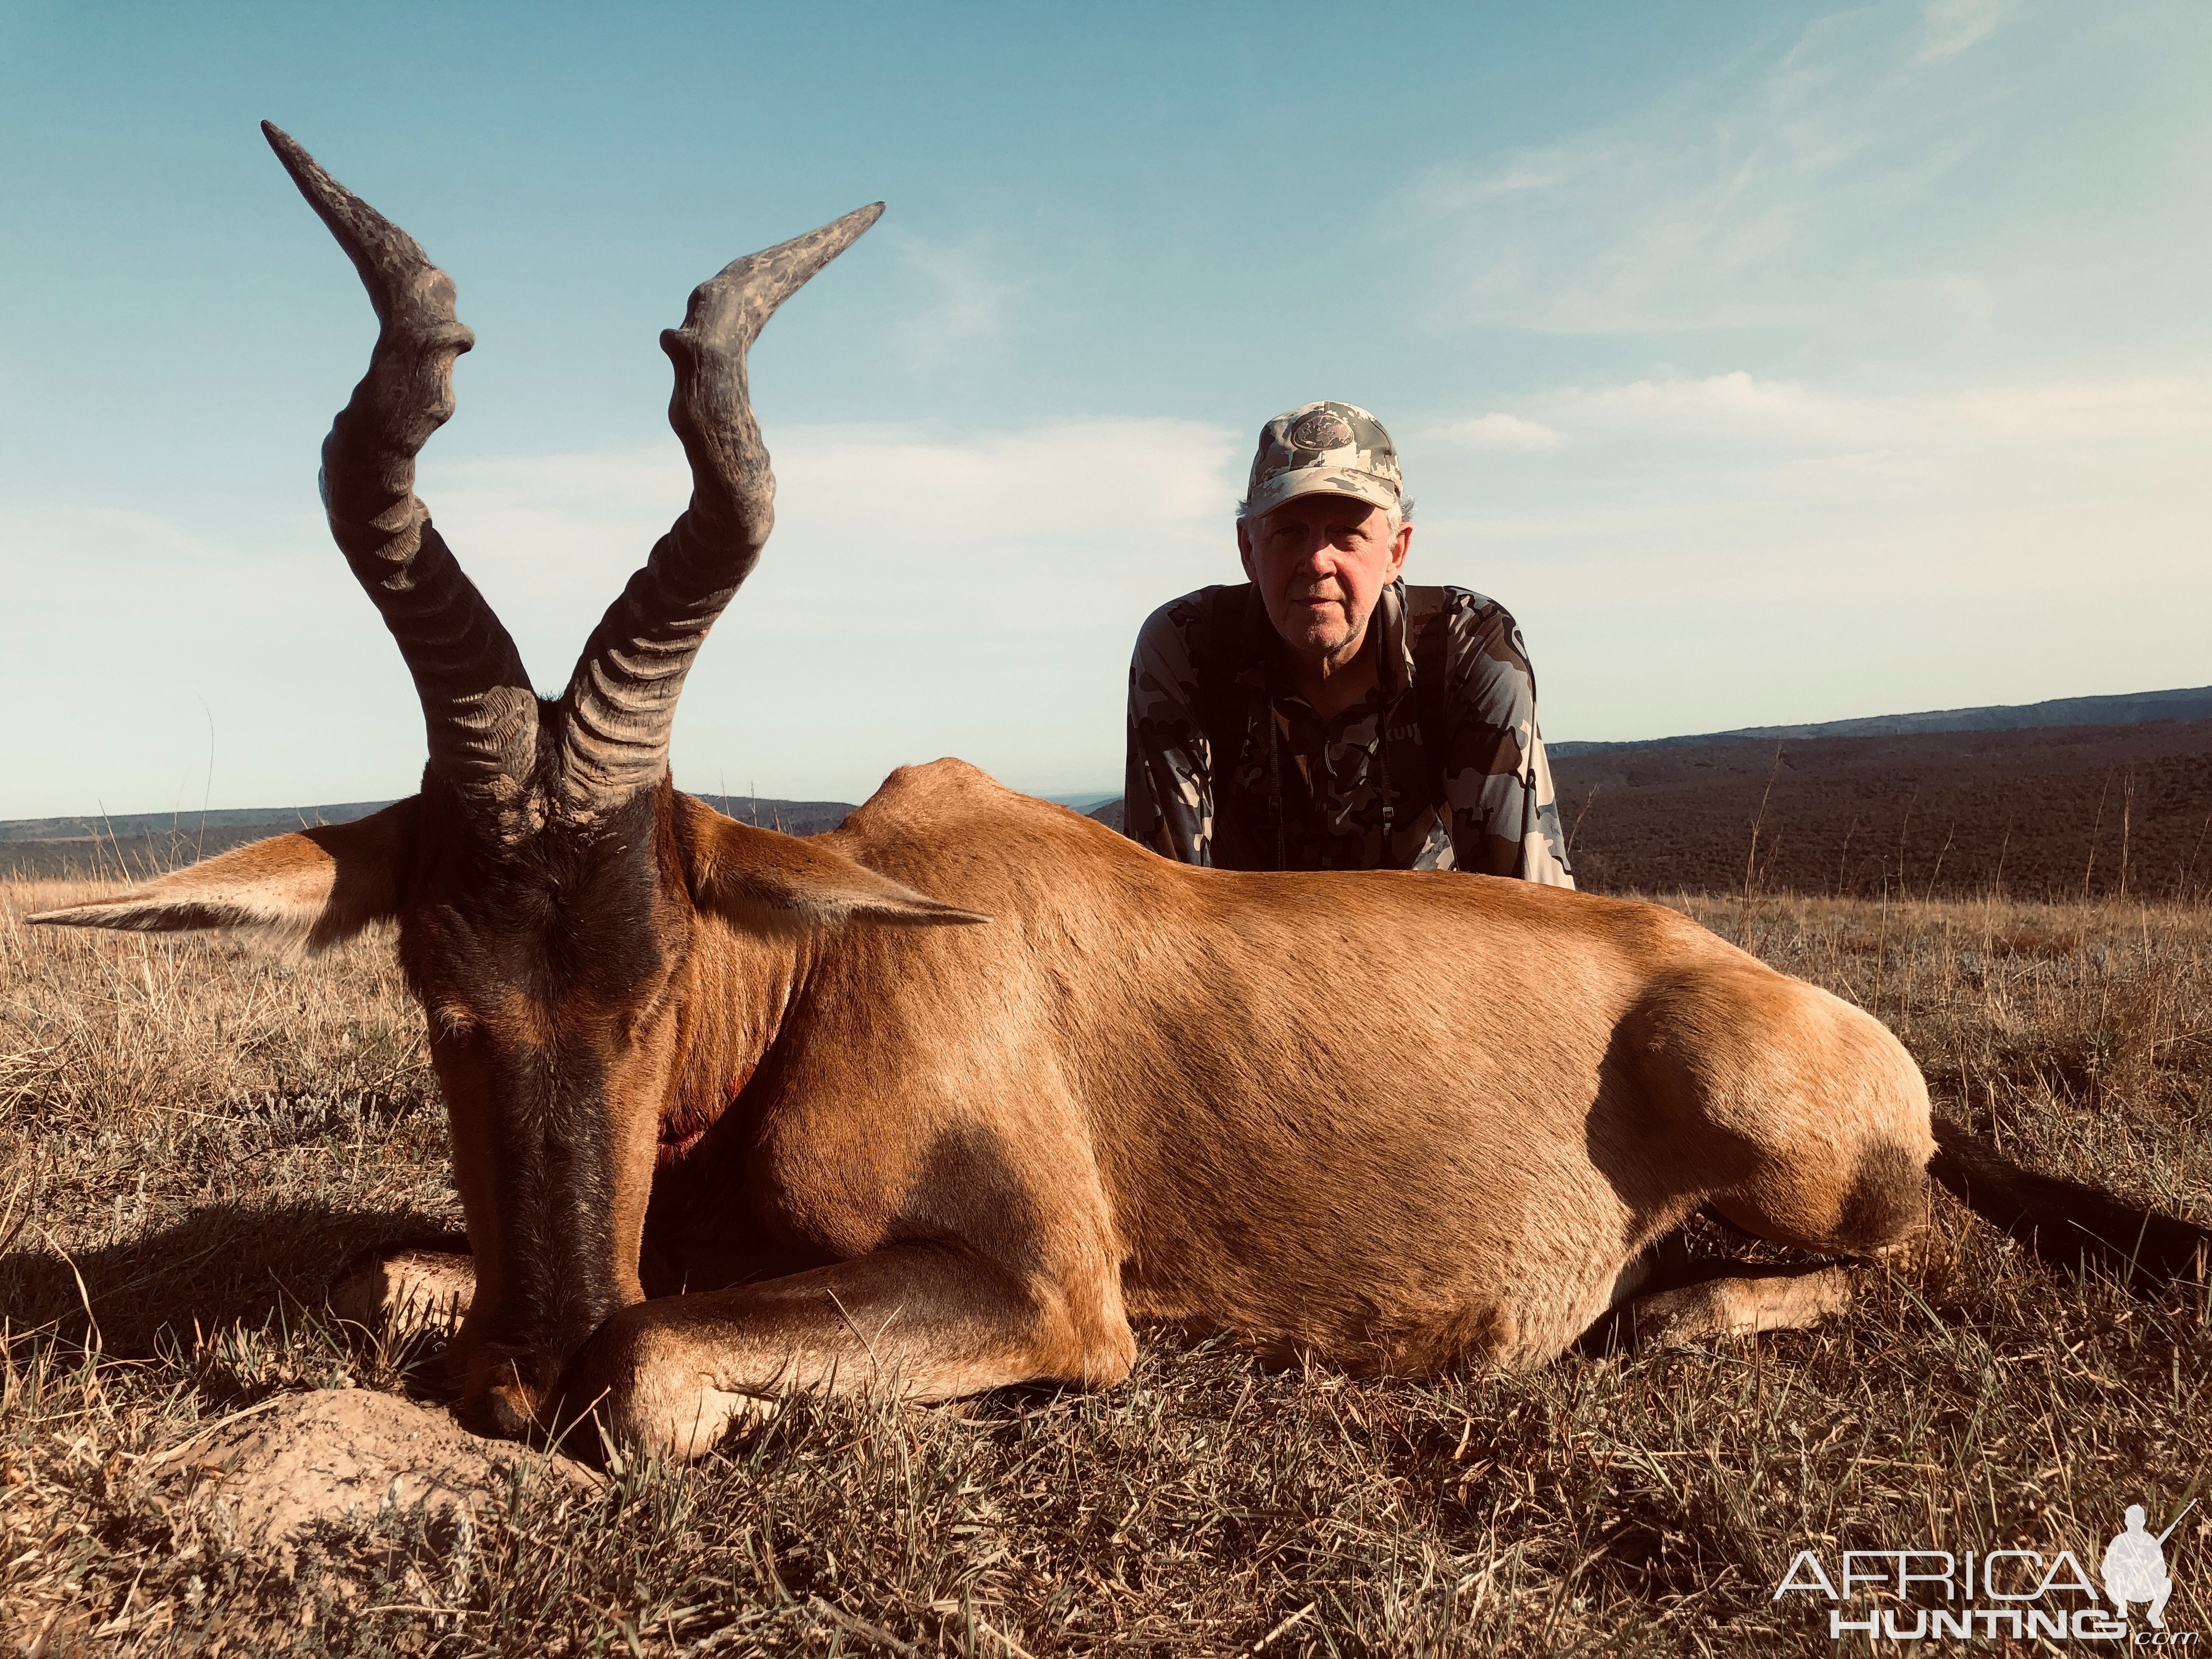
[1246,466,1400,520]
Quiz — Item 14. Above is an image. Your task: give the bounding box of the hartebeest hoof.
[547,1315,766,1465]
[328,1245,475,1345]
[1622,1264,1859,1350]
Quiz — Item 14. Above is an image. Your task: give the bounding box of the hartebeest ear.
[679,798,989,932]
[29,798,418,953]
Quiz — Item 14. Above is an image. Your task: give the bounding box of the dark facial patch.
[399,772,695,1388]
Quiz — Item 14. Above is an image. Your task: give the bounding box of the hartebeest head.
[33,126,984,1432]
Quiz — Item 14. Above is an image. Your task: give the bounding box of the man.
[1124,399,1575,882]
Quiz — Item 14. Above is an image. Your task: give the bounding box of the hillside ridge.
[1549,683,2212,757]
[1550,717,2212,901]
[0,795,861,881]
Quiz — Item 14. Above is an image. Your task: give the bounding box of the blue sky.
[2,1,2207,817]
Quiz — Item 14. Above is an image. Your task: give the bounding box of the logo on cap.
[1288,411,1354,451]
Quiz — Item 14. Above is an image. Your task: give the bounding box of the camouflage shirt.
[1123,580,1575,883]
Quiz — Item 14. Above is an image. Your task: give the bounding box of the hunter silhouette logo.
[2106,1501,2193,1629]
[1771,1498,2200,1642]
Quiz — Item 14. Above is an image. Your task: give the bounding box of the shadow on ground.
[0,1202,462,1356]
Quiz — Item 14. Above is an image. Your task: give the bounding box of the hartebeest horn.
[553,203,884,814]
[264,122,540,831]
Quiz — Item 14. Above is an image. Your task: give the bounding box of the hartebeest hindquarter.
[36,128,2209,1460]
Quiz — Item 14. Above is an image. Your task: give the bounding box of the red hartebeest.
[35,128,2208,1460]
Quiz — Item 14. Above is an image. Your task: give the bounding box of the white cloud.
[5,501,250,565]
[888,234,1025,368]
[1401,2,2023,335]
[424,415,1240,646]
[7,377,2208,812]
[1449,370,2212,452]
[1435,412,1562,450]
[0,417,1249,815]
[1918,0,2010,63]
[1404,364,2212,741]
[398,417,1246,799]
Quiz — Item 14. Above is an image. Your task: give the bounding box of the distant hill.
[690,795,860,837]
[0,794,860,882]
[1084,719,2212,902]
[19,694,2212,902]
[1549,684,2212,757]
[1554,719,2212,902]
[0,802,394,842]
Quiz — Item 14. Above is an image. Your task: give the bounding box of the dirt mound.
[160,1389,595,1563]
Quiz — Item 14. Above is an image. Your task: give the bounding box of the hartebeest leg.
[1618,1264,1858,1350]
[329,1245,476,1345]
[557,1243,1135,1462]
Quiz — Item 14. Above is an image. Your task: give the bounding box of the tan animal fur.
[43,764,1940,1459]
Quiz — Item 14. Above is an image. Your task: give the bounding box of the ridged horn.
[553,202,884,815]
[264,122,540,831]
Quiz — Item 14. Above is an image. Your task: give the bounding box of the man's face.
[1239,494,1412,663]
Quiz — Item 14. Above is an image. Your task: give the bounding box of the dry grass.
[3,879,2209,1656]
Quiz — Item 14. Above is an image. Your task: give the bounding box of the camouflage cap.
[1244,400,1403,521]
